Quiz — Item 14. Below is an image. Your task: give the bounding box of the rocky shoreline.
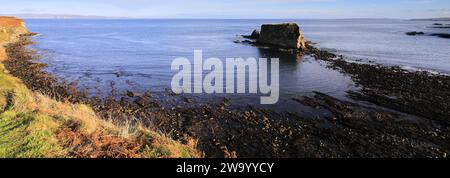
[405,22,450,39]
[1,17,201,158]
[3,25,449,157]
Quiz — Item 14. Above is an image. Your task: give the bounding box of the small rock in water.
[430,33,450,39]
[125,90,136,97]
[406,31,425,36]
[242,29,260,39]
[113,71,124,77]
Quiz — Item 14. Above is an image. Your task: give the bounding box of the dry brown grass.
[33,93,115,134]
[0,68,202,157]
[0,16,202,158]
[33,92,203,158]
[0,47,6,61]
[1,17,28,61]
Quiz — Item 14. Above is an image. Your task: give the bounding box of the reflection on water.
[30,19,450,112]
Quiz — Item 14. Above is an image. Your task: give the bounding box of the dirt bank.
[0,17,27,62]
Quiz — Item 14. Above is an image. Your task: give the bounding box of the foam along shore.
[0,16,200,158]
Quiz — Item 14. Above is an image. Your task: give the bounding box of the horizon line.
[3,13,450,21]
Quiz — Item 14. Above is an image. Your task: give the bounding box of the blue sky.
[0,0,449,19]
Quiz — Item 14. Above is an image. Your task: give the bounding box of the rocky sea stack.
[243,23,306,50]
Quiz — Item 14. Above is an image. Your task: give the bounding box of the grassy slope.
[0,17,200,158]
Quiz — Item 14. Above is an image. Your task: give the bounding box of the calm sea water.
[25,19,450,111]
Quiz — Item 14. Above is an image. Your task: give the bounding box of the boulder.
[258,23,306,50]
[242,29,260,39]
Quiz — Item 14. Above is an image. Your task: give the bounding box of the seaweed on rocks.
[5,35,450,158]
[293,92,449,158]
[304,44,450,126]
[4,35,90,103]
[430,33,450,39]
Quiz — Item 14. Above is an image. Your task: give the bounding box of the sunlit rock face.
[0,16,29,61]
[0,16,29,42]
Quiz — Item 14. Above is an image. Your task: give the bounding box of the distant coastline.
[0,14,129,20]
[411,17,450,21]
[0,14,427,20]
[2,16,450,158]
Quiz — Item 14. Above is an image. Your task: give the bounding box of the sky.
[0,0,449,19]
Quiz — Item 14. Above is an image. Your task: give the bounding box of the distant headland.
[411,17,450,21]
[0,14,129,20]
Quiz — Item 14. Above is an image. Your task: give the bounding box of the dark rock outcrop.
[257,23,306,50]
[406,31,424,36]
[242,29,260,39]
[241,23,307,50]
[431,26,450,28]
[430,33,450,39]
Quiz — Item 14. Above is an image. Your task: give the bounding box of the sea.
[25,19,450,112]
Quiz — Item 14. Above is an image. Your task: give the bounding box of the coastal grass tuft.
[0,111,65,158]
[0,29,14,43]
[0,61,201,157]
[0,62,65,157]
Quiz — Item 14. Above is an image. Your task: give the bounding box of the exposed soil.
[5,35,450,158]
[0,47,6,61]
[0,17,24,28]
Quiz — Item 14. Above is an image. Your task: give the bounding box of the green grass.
[0,62,200,158]
[0,111,64,158]
[0,62,69,158]
[0,63,33,112]
[0,28,201,158]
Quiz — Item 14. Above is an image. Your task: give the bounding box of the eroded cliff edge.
[0,17,29,61]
